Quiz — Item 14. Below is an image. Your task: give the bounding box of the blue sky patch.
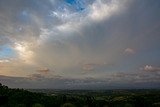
[66,0,75,4]
[65,0,85,11]
[0,46,16,59]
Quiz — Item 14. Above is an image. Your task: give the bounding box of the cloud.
[81,61,107,71]
[13,42,35,64]
[1,71,160,89]
[124,48,135,54]
[82,63,95,71]
[106,72,160,85]
[0,0,130,74]
[0,59,10,63]
[36,68,50,74]
[88,0,126,21]
[28,74,45,80]
[141,65,160,72]
[0,0,160,89]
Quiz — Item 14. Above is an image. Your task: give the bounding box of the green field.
[0,83,160,107]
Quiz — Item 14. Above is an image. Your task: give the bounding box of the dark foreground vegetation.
[0,83,160,107]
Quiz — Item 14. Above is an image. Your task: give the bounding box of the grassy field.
[1,83,160,107]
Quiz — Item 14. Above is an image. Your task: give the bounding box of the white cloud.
[124,48,135,54]
[88,0,120,21]
[49,0,128,34]
[0,59,10,63]
[141,65,160,72]
[14,42,35,65]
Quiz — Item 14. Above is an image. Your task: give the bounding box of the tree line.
[0,83,160,107]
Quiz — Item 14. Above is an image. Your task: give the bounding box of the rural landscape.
[1,83,160,107]
[0,0,160,107]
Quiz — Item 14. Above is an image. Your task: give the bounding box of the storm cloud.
[0,0,160,89]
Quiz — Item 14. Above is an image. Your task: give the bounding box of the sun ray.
[14,42,34,64]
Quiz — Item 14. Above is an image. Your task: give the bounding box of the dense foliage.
[0,83,160,107]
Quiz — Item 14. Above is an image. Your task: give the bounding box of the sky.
[0,0,160,89]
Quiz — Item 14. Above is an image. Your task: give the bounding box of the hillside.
[0,83,160,107]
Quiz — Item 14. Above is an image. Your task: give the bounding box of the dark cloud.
[1,71,160,89]
[0,0,58,46]
[0,0,160,89]
[28,74,45,80]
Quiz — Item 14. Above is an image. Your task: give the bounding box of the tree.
[61,103,76,107]
[32,103,45,107]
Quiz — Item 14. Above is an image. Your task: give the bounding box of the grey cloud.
[28,74,45,80]
[82,63,95,71]
[0,36,11,45]
[104,71,160,84]
[0,0,59,45]
[36,68,50,74]
[1,0,130,69]
[1,71,160,89]
[81,62,107,71]
[0,0,160,89]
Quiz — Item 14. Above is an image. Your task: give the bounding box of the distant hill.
[0,83,160,107]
